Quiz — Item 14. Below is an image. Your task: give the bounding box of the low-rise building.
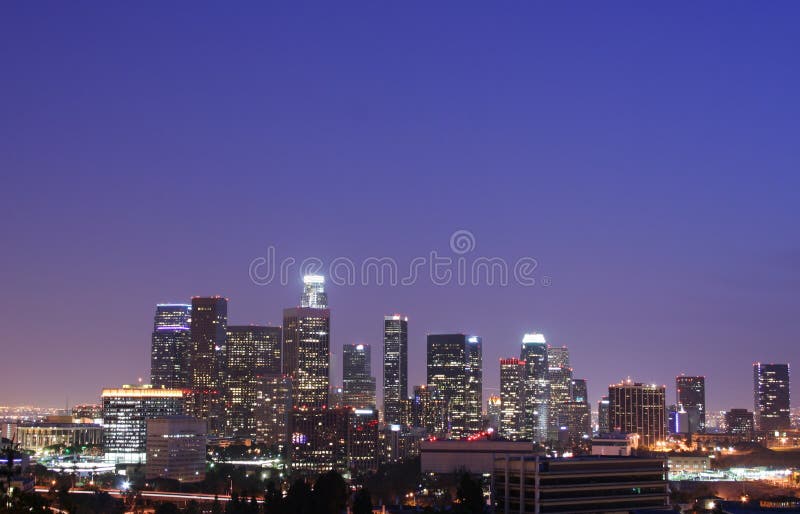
[666,452,711,477]
[420,439,535,474]
[591,432,639,456]
[145,416,207,483]
[16,422,103,453]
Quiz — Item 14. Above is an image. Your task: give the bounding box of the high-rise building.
[145,416,206,483]
[520,333,549,442]
[225,325,282,438]
[572,379,588,404]
[101,385,186,464]
[547,346,572,441]
[256,374,291,446]
[383,315,408,426]
[608,381,666,448]
[150,304,191,389]
[342,343,376,409]
[676,375,706,434]
[348,408,380,474]
[283,276,331,409]
[189,296,227,435]
[410,384,445,435]
[753,363,791,432]
[725,409,755,438]
[289,407,349,475]
[426,334,482,437]
[499,358,525,441]
[598,396,610,434]
[487,395,502,432]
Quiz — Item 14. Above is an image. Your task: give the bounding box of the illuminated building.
[487,394,502,431]
[676,375,706,433]
[256,373,291,446]
[753,363,791,432]
[725,408,755,438]
[560,401,591,451]
[348,408,380,473]
[101,385,186,464]
[328,386,343,408]
[411,384,445,435]
[289,407,349,475]
[150,304,192,389]
[493,455,668,514]
[547,346,572,441]
[189,296,227,436]
[225,325,282,438]
[145,416,206,483]
[16,422,103,453]
[572,379,588,403]
[71,404,102,423]
[598,396,610,433]
[520,333,549,442]
[608,381,666,448]
[383,315,408,425]
[426,334,483,437]
[499,358,525,441]
[342,343,376,409]
[283,276,330,409]
[421,439,535,474]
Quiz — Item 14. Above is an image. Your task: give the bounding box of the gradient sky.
[2,2,798,413]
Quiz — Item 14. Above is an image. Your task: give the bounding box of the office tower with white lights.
[520,333,549,442]
[189,296,228,435]
[150,303,191,389]
[426,334,483,437]
[676,375,706,434]
[547,345,572,441]
[343,343,376,409]
[383,315,408,425]
[499,358,525,440]
[608,381,666,448]
[753,363,791,432]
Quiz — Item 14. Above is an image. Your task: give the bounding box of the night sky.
[2,2,798,412]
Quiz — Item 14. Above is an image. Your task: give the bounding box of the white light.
[522,333,546,344]
[354,409,374,415]
[356,344,364,351]
[303,275,324,284]
[468,336,479,343]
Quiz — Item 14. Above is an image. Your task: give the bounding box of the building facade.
[343,343,376,409]
[383,315,408,426]
[426,334,483,437]
[499,358,525,441]
[520,333,549,442]
[608,381,666,448]
[753,363,791,432]
[145,416,206,483]
[189,296,228,436]
[676,375,706,433]
[150,303,192,389]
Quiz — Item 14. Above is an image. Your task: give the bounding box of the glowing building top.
[301,274,328,308]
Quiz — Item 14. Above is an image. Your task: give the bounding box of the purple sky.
[1,3,798,412]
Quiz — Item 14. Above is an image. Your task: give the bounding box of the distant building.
[150,303,192,389]
[16,422,102,453]
[102,385,186,464]
[145,416,206,483]
[71,404,102,423]
[256,374,291,446]
[342,344,376,409]
[225,325,282,438]
[725,408,755,438]
[676,375,706,433]
[289,407,349,475]
[348,408,380,474]
[608,381,666,448]
[426,334,482,437]
[667,453,710,478]
[547,346,572,442]
[597,396,610,434]
[591,433,639,456]
[499,358,525,441]
[571,379,588,403]
[283,276,330,410]
[520,333,548,442]
[189,296,227,436]
[383,315,408,426]
[410,384,445,435]
[420,439,535,474]
[487,395,502,432]
[753,363,791,432]
[493,455,668,514]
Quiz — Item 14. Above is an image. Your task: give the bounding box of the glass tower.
[383,315,408,425]
[343,343,376,409]
[676,375,706,433]
[520,333,549,442]
[753,363,790,432]
[189,296,228,436]
[150,303,191,389]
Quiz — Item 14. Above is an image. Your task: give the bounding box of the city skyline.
[2,3,799,411]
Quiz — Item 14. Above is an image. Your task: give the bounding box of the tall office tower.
[487,395,502,431]
[300,274,327,308]
[348,408,380,474]
[547,346,572,441]
[101,385,186,464]
[725,409,755,438]
[225,325,282,438]
[289,407,349,475]
[499,358,525,441]
[676,375,706,434]
[411,384,445,434]
[753,363,791,432]
[383,315,408,425]
[189,296,228,436]
[426,334,482,437]
[598,396,610,433]
[572,379,588,403]
[283,276,331,409]
[343,344,376,408]
[608,381,666,448]
[520,333,549,442]
[256,374,291,446]
[150,304,191,389]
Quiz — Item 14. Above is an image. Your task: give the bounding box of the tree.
[352,488,372,514]
[455,473,483,514]
[312,471,348,514]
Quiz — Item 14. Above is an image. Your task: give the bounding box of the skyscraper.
[283,276,331,409]
[676,375,706,433]
[342,343,376,409]
[520,333,549,442]
[598,396,610,433]
[383,315,408,426]
[150,303,191,389]
[753,363,791,432]
[572,378,588,403]
[499,358,525,441]
[608,381,666,448]
[547,346,572,441]
[410,384,445,435]
[725,409,755,438]
[189,296,227,436]
[225,325,282,438]
[426,334,483,437]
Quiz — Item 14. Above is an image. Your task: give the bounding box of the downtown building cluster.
[91,274,796,480]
